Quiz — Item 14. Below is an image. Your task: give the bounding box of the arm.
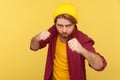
[30,35,40,51]
[80,48,105,70]
[68,38,107,71]
[30,30,50,51]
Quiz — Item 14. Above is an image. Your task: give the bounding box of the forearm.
[30,36,40,51]
[68,38,106,70]
[80,48,103,70]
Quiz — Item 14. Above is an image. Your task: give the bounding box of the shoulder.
[47,25,58,40]
[75,30,95,45]
[48,25,57,33]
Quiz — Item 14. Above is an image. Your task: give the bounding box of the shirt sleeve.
[83,39,107,71]
[39,38,49,49]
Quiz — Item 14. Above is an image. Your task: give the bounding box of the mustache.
[62,32,67,34]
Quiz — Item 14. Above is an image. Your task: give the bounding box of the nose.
[63,27,67,33]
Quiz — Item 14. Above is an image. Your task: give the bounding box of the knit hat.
[53,4,78,21]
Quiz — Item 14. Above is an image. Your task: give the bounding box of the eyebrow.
[57,24,63,26]
[57,24,73,27]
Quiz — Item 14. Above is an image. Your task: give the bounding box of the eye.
[57,24,63,28]
[66,24,73,28]
[66,25,71,28]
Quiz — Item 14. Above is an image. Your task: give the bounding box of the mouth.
[61,33,69,38]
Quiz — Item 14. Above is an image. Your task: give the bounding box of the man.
[30,4,107,80]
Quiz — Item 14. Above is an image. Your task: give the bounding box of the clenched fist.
[68,38,85,54]
[36,30,50,41]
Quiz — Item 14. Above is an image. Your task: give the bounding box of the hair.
[54,14,77,24]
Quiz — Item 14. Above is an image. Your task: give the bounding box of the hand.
[36,30,50,41]
[68,38,85,54]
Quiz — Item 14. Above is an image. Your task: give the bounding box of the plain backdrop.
[0,0,120,80]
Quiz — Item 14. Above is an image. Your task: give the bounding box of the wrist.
[35,34,42,41]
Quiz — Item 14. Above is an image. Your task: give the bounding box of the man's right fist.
[35,30,50,41]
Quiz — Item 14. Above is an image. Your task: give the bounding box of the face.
[55,18,76,40]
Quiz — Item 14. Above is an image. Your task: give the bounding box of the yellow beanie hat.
[53,4,78,21]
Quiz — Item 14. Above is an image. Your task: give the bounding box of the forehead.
[56,18,72,25]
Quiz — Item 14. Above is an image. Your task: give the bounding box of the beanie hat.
[53,4,78,21]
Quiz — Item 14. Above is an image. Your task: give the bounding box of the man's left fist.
[68,38,85,54]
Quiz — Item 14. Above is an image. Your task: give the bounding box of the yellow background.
[0,0,120,80]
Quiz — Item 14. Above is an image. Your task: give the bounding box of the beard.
[57,27,76,41]
[59,32,71,40]
[61,33,69,38]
